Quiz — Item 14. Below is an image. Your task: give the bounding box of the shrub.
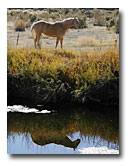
[114,10,119,16]
[93,9,106,26]
[109,19,115,27]
[78,17,87,28]
[94,16,106,26]
[106,17,119,34]
[105,16,111,21]
[14,19,26,31]
[30,14,37,23]
[115,17,119,34]
[85,10,93,18]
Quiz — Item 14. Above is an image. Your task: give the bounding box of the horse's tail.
[31,23,36,39]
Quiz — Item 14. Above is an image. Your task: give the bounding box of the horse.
[30,17,80,49]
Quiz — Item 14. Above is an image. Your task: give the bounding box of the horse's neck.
[63,19,73,30]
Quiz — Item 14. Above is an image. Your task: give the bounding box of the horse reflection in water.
[31,131,80,150]
[31,17,80,49]
[7,108,119,154]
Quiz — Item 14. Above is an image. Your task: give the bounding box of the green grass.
[7,47,119,108]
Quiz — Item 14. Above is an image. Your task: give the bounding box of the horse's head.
[72,17,80,28]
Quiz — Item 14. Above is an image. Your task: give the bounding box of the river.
[7,105,119,154]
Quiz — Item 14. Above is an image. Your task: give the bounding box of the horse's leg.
[34,35,37,49]
[55,37,60,48]
[37,34,41,49]
[60,38,63,49]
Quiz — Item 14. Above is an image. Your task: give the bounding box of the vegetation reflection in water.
[7,106,119,154]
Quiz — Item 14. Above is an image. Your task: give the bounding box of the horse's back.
[42,22,65,37]
[31,20,66,37]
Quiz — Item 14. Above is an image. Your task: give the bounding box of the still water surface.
[7,105,119,154]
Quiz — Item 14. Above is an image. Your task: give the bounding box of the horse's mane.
[34,18,74,24]
[62,17,74,21]
[56,18,74,23]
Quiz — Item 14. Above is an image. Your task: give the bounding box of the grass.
[7,47,119,108]
[77,36,119,48]
[77,36,97,47]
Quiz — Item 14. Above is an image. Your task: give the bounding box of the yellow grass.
[77,36,119,48]
[77,36,97,47]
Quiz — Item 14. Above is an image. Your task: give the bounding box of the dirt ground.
[7,21,119,52]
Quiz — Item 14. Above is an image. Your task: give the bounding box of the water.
[7,105,119,154]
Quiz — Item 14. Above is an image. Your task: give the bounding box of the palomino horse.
[31,17,80,49]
